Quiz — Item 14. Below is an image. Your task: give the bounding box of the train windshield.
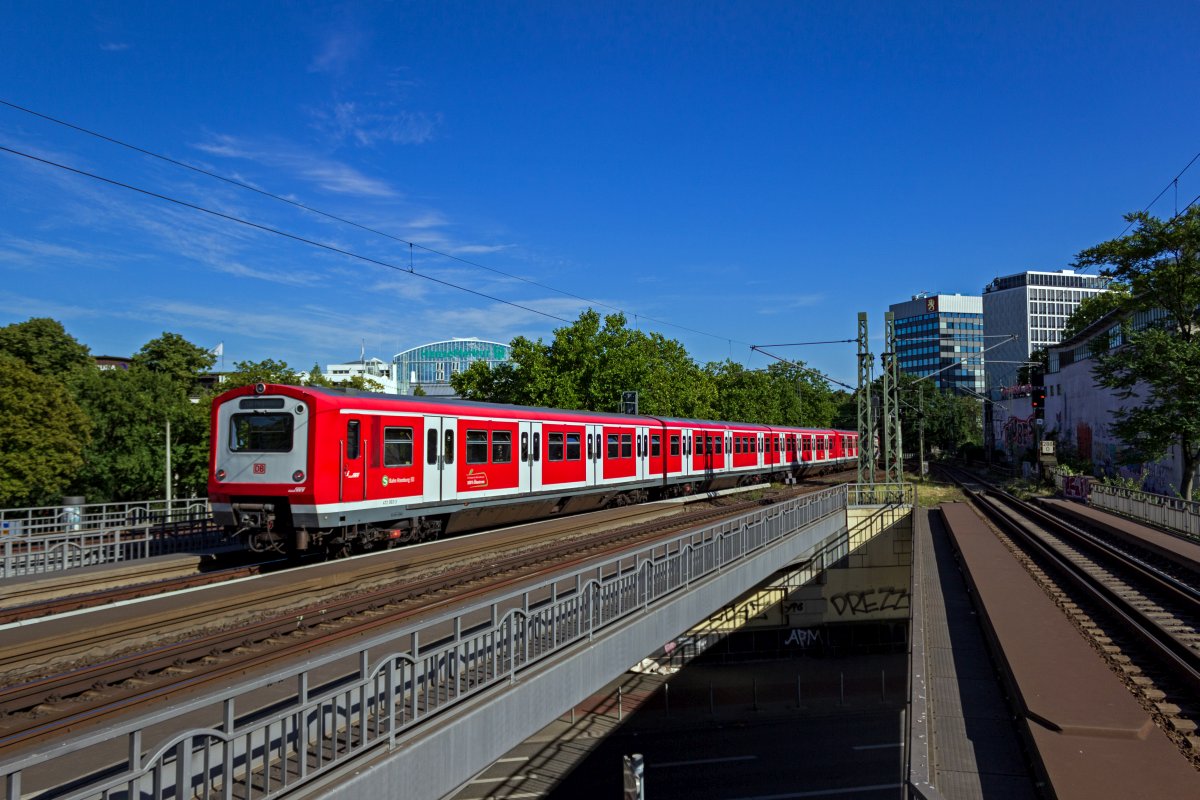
[230,413,294,452]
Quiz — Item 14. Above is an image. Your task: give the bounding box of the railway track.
[0,482,821,757]
[938,465,1200,758]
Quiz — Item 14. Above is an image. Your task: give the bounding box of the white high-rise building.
[982,269,1110,391]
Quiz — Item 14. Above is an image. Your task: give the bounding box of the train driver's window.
[651,434,661,457]
[548,432,564,461]
[384,427,413,467]
[444,430,454,464]
[346,421,360,460]
[567,432,581,460]
[466,430,488,464]
[426,429,438,465]
[493,431,513,463]
[670,435,680,456]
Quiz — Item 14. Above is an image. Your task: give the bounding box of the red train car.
[208,384,858,555]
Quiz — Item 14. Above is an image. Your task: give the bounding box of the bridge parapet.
[1,485,859,800]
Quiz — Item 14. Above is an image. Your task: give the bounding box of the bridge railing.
[0,484,885,800]
[0,497,223,578]
[1045,468,1200,539]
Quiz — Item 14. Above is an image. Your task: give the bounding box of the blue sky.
[2,2,1198,387]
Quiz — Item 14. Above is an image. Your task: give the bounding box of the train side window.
[651,434,661,457]
[346,421,360,460]
[621,434,632,459]
[444,430,455,464]
[607,434,619,459]
[715,436,723,455]
[426,429,438,464]
[383,427,413,467]
[493,431,513,463]
[466,430,488,464]
[549,432,564,461]
[533,432,540,461]
[520,432,529,463]
[669,435,680,456]
[566,432,581,460]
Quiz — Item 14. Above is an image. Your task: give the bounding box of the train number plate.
[253,463,266,474]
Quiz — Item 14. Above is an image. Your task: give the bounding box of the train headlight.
[292,470,305,482]
[216,469,227,481]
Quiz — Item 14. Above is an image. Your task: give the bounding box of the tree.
[0,317,91,376]
[70,365,207,501]
[452,310,715,417]
[0,354,90,506]
[131,332,216,390]
[1073,209,1200,498]
[218,359,303,390]
[1060,284,1131,341]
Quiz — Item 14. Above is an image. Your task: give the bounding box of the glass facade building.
[889,293,985,394]
[394,338,511,396]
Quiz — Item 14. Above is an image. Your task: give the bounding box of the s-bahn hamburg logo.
[466,469,489,488]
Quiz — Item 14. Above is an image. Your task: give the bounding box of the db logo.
[253,463,266,475]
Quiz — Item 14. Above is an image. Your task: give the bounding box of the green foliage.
[451,309,838,424]
[218,359,303,389]
[69,364,210,501]
[0,354,90,506]
[1060,284,1131,341]
[412,383,427,396]
[131,332,216,391]
[1074,208,1200,498]
[0,317,91,376]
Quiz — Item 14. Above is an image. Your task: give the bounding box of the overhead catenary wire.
[0,98,761,354]
[0,144,576,326]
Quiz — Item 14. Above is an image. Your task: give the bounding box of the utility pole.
[918,388,926,477]
[880,312,903,484]
[165,417,172,508]
[856,312,876,484]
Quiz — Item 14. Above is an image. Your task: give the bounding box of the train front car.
[209,383,314,554]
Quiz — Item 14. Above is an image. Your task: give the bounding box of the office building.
[889,293,985,394]
[982,269,1110,391]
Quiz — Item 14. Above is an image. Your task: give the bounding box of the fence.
[1046,468,1200,540]
[1,497,223,578]
[0,484,896,800]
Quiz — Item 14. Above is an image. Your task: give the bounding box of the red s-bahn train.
[208,384,859,555]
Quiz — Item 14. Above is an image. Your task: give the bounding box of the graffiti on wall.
[1002,415,1035,450]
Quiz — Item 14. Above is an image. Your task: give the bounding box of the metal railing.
[1,497,223,578]
[0,484,897,800]
[1046,468,1200,539]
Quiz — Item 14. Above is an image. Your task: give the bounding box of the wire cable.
[0,144,576,325]
[0,98,767,352]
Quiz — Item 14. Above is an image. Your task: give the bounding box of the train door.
[525,421,541,492]
[422,416,458,504]
[586,424,603,486]
[341,414,366,502]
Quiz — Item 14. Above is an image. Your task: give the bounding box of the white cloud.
[192,134,399,198]
[313,101,440,147]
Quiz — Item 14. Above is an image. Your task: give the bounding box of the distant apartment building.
[322,356,399,393]
[888,293,985,394]
[982,269,1110,391]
